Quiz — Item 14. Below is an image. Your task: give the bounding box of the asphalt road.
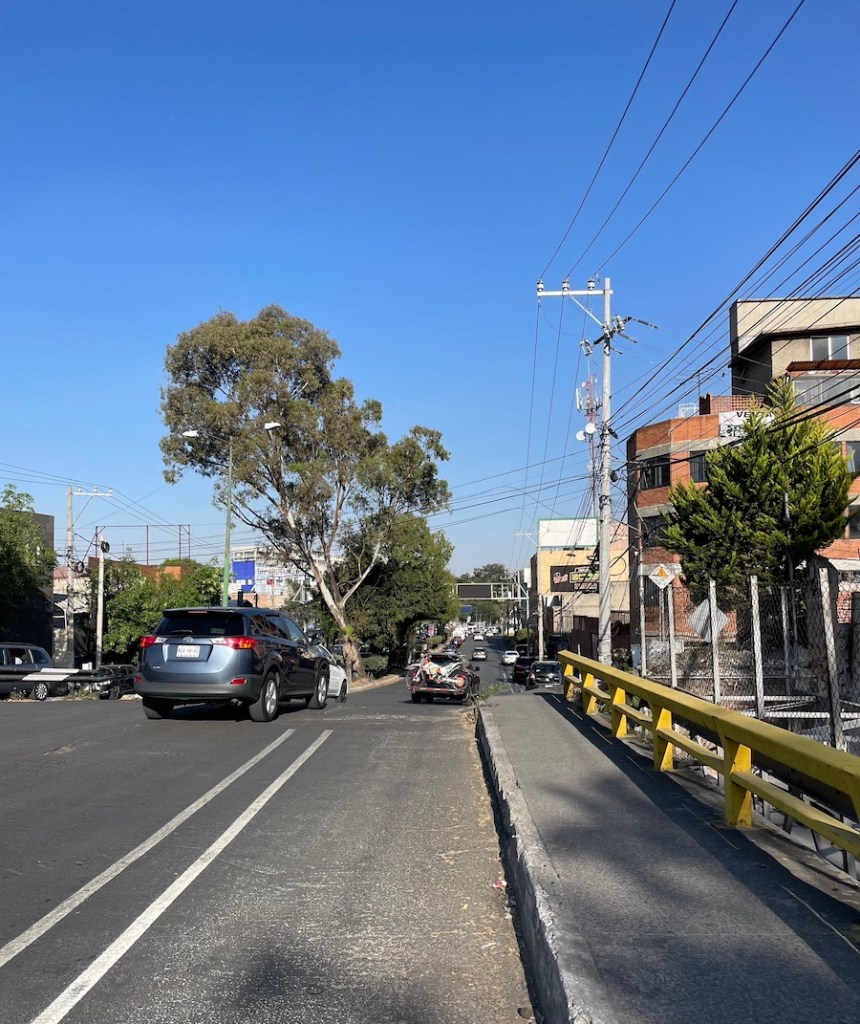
[0,675,533,1024]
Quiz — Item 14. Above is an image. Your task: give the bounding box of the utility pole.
[64,486,112,668]
[536,276,622,665]
[95,534,110,669]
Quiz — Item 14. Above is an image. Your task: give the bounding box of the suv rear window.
[153,611,248,638]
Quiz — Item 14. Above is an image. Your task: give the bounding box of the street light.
[182,421,281,607]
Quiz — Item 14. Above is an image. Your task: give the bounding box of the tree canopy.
[160,305,451,676]
[662,379,854,602]
[101,555,221,661]
[342,515,458,665]
[0,485,56,634]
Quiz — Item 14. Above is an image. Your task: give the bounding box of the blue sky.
[2,0,858,576]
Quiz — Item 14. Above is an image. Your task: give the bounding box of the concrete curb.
[477,704,619,1024]
[349,672,404,693]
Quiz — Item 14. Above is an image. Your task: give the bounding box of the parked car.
[409,654,480,703]
[525,660,562,689]
[501,650,518,666]
[90,664,138,700]
[135,607,330,722]
[317,645,349,703]
[512,656,536,685]
[472,647,487,660]
[0,643,64,700]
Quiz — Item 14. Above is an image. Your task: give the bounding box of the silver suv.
[136,607,329,722]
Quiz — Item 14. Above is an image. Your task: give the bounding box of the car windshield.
[533,662,560,672]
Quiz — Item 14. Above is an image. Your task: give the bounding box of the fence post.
[780,586,793,693]
[817,565,846,750]
[750,576,765,720]
[709,579,721,704]
[638,564,648,678]
[666,582,678,688]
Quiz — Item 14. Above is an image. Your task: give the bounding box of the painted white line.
[31,730,332,1024]
[0,728,297,970]
[781,885,860,954]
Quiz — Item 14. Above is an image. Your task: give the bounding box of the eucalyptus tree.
[160,304,450,677]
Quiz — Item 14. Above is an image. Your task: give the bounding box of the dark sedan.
[525,660,562,689]
[90,664,138,700]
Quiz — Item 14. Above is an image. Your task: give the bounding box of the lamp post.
[182,421,280,607]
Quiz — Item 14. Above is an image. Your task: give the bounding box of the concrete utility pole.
[536,276,617,665]
[65,486,112,668]
[95,534,110,669]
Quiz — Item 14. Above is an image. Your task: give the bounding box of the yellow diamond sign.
[648,564,674,590]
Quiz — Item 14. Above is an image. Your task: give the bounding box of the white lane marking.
[31,730,332,1024]
[0,728,297,969]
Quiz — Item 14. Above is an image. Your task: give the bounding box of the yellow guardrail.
[559,652,860,860]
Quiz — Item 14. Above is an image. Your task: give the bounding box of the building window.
[642,518,668,547]
[794,374,860,407]
[689,451,708,483]
[848,509,860,538]
[846,442,860,477]
[640,455,671,490]
[810,334,851,361]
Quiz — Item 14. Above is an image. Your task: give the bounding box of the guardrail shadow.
[529,692,860,1006]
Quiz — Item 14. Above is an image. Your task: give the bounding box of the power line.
[538,0,678,280]
[596,0,808,271]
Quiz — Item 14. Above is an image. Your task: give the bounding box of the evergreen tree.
[662,379,854,603]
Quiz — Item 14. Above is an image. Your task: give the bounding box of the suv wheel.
[30,681,49,701]
[307,671,328,709]
[142,698,174,720]
[249,674,279,723]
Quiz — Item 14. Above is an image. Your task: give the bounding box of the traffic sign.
[648,564,674,590]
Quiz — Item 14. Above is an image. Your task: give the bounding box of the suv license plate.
[176,645,200,658]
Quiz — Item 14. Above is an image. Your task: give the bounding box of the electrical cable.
[595,0,808,272]
[538,0,678,280]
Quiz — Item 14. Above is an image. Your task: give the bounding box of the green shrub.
[361,654,388,678]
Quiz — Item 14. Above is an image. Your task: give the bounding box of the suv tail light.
[211,636,258,650]
[140,636,163,648]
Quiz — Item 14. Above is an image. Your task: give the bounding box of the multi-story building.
[626,296,860,660]
[229,545,317,608]
[528,517,629,659]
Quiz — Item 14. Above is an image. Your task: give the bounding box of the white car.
[472,647,487,660]
[502,650,518,666]
[318,645,349,702]
[472,632,485,642]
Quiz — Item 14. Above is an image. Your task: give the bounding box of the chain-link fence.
[638,557,860,752]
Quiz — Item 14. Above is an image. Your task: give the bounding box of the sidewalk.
[478,688,860,1024]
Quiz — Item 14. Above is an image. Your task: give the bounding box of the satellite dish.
[576,430,586,442]
[584,422,597,435]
